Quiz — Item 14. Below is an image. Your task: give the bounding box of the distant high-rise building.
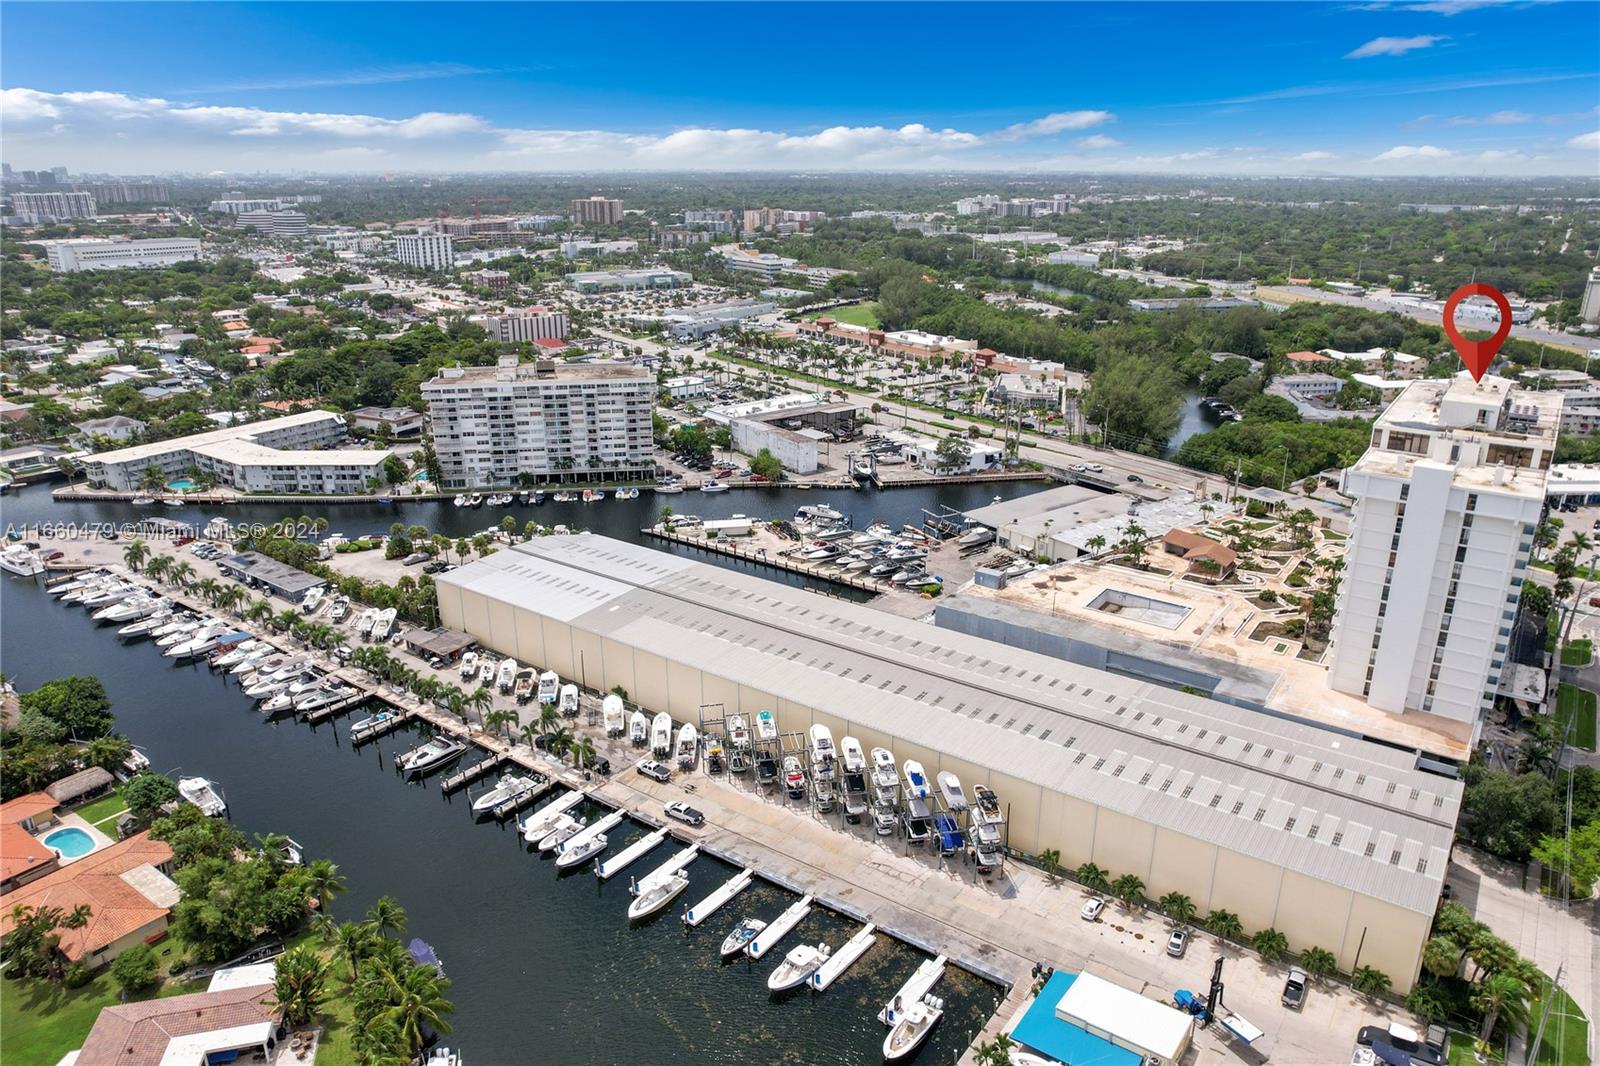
[477,307,570,344]
[50,166,68,181]
[422,357,656,488]
[236,210,309,238]
[393,232,454,271]
[10,190,96,224]
[571,196,622,226]
[1327,374,1561,736]
[1581,266,1600,325]
[79,181,171,205]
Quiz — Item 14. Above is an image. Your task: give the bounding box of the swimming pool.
[166,479,198,492]
[43,827,96,859]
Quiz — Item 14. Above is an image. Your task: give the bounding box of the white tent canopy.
[1055,971,1194,1066]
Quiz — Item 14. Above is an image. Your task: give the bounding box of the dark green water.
[1,481,1033,1063]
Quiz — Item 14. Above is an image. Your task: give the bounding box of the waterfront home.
[0,793,62,892]
[68,981,281,1066]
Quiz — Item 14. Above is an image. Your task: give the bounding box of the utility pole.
[1526,962,1563,1065]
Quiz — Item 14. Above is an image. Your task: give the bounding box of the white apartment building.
[394,232,455,271]
[236,210,309,238]
[1327,374,1562,735]
[422,357,656,487]
[566,268,691,293]
[82,410,391,494]
[717,246,797,279]
[477,307,571,344]
[1582,266,1600,325]
[210,198,283,214]
[559,238,638,258]
[11,190,96,223]
[40,237,201,273]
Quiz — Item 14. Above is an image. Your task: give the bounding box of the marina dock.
[641,525,884,593]
[681,868,753,927]
[877,954,946,1024]
[633,842,699,886]
[810,923,877,991]
[594,826,669,880]
[441,753,510,794]
[488,777,554,820]
[746,893,813,960]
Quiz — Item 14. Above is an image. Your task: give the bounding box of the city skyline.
[2,0,1596,175]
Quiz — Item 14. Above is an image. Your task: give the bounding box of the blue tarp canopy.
[1009,972,1142,1066]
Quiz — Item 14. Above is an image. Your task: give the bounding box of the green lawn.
[0,969,191,1064]
[1562,639,1594,667]
[1530,984,1591,1066]
[1450,1040,1504,1066]
[1556,686,1599,752]
[72,792,128,827]
[808,302,880,328]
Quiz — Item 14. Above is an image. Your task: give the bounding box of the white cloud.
[182,63,505,94]
[992,110,1115,141]
[1075,134,1123,149]
[1291,150,1338,161]
[1373,144,1455,159]
[1346,34,1448,57]
[1569,130,1600,149]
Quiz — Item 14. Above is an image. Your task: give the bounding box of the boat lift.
[877,955,946,1024]
[810,923,877,991]
[746,894,813,960]
[682,868,753,927]
[695,703,728,775]
[594,826,669,880]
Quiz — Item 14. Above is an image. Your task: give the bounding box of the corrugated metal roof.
[440,536,1460,914]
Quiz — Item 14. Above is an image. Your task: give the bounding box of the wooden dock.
[641,526,884,593]
[488,776,554,820]
[440,753,510,794]
[301,690,370,724]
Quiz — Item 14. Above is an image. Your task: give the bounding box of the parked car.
[1127,474,1144,483]
[1281,966,1307,1009]
[1080,897,1106,922]
[1356,1023,1443,1066]
[664,801,705,826]
[635,758,672,783]
[1166,927,1189,957]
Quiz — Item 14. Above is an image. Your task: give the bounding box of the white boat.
[155,621,202,648]
[782,755,806,798]
[233,650,282,676]
[957,525,995,548]
[131,495,157,506]
[728,715,750,751]
[300,586,325,614]
[453,495,467,508]
[536,814,584,853]
[459,651,478,680]
[675,723,698,769]
[719,917,767,958]
[767,942,831,992]
[478,659,496,687]
[841,736,867,774]
[883,995,944,1061]
[49,571,105,597]
[615,487,639,500]
[903,760,931,799]
[329,596,351,622]
[370,607,397,643]
[628,710,648,747]
[177,776,227,817]
[0,546,44,577]
[756,709,778,742]
[513,669,535,704]
[936,771,968,812]
[537,670,559,704]
[699,479,729,493]
[96,595,163,622]
[519,790,586,844]
[496,658,518,694]
[603,694,626,737]
[397,736,468,775]
[212,640,262,668]
[626,870,691,920]
[78,582,138,607]
[558,683,579,717]
[808,724,836,780]
[554,810,626,869]
[650,712,673,756]
[349,709,400,743]
[259,690,296,715]
[355,608,378,639]
[165,624,231,658]
[293,683,353,713]
[471,773,541,815]
[244,673,296,699]
[582,489,605,503]
[118,610,175,637]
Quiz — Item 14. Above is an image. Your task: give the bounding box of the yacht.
[795,504,846,525]
[767,943,831,992]
[349,709,400,743]
[957,525,995,549]
[165,624,232,659]
[654,482,683,495]
[675,723,698,769]
[650,712,673,757]
[244,671,298,699]
[628,710,649,747]
[782,755,807,799]
[603,694,626,737]
[397,736,469,776]
[177,776,227,818]
[627,869,691,921]
[259,690,297,715]
[78,583,139,608]
[155,620,206,647]
[496,658,518,694]
[883,995,944,1061]
[370,608,397,643]
[471,773,542,816]
[803,543,842,562]
[95,594,163,623]
[0,546,43,577]
[118,609,176,637]
[936,771,968,812]
[459,651,478,680]
[293,683,354,714]
[232,650,283,676]
[131,495,157,506]
[719,917,767,959]
[537,670,559,704]
[212,640,262,668]
[699,479,729,493]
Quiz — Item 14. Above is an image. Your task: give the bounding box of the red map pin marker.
[1443,282,1513,383]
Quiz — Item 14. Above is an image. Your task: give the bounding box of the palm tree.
[367,896,408,939]
[1075,862,1110,894]
[518,722,541,750]
[335,920,373,982]
[82,735,132,772]
[145,554,174,583]
[1206,909,1243,944]
[1299,946,1338,984]
[270,944,329,1026]
[247,599,275,625]
[536,703,559,736]
[484,708,518,740]
[122,539,151,572]
[1038,848,1062,885]
[1110,873,1144,910]
[1158,892,1197,928]
[305,859,346,913]
[1084,534,1106,557]
[1422,935,1460,980]
[194,577,220,605]
[1472,971,1531,1052]
[167,561,195,591]
[465,686,492,726]
[1352,965,1392,999]
[569,735,596,771]
[545,726,573,761]
[1467,929,1517,982]
[217,586,247,616]
[1252,927,1289,962]
[374,962,454,1055]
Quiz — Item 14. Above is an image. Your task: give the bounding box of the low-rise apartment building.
[422,357,656,487]
[567,268,691,293]
[40,237,201,272]
[477,307,571,344]
[394,231,454,271]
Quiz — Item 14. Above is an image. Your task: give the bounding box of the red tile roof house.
[70,982,282,1066]
[0,792,63,892]
[0,831,177,968]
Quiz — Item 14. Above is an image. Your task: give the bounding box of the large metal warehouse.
[437,535,1461,991]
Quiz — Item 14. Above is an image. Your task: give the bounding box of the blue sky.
[2,1,1596,174]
